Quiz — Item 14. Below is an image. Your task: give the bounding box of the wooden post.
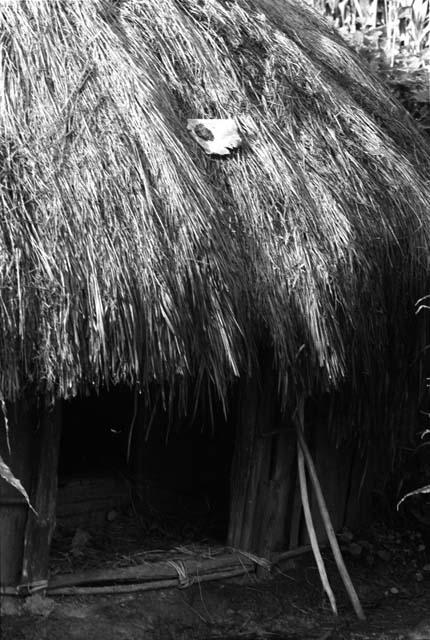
[259,429,296,558]
[227,371,270,552]
[21,398,62,591]
[0,397,37,591]
[227,360,297,558]
[0,395,62,594]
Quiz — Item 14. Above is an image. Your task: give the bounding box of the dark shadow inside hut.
[53,388,234,572]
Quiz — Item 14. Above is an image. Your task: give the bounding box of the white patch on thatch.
[187,118,242,155]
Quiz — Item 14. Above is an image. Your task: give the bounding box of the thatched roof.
[1,0,430,419]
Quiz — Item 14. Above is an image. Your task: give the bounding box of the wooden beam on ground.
[47,550,255,592]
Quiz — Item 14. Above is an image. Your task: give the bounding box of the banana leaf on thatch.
[0,0,429,426]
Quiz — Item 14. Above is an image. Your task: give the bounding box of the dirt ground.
[2,532,430,640]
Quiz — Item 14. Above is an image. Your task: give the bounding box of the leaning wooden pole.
[297,438,338,615]
[297,428,366,621]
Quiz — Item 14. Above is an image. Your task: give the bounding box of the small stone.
[23,594,55,617]
[71,528,91,547]
[338,530,354,543]
[422,564,430,573]
[0,597,24,616]
[418,544,426,552]
[106,509,119,522]
[71,528,91,557]
[416,572,424,582]
[390,587,399,594]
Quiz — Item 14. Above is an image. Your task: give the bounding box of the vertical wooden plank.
[21,399,62,588]
[228,359,299,556]
[0,397,37,590]
[259,428,297,558]
[240,427,272,552]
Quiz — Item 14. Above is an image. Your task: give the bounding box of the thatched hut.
[1,0,430,596]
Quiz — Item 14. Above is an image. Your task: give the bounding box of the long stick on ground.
[297,438,338,616]
[47,567,252,596]
[297,428,366,621]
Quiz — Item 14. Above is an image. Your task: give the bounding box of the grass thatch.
[1,0,430,440]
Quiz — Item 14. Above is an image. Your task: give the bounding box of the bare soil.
[2,537,430,640]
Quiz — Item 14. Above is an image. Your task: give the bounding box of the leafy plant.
[0,455,36,514]
[309,0,430,57]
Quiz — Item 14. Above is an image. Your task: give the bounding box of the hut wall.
[21,400,62,588]
[228,380,377,557]
[0,399,36,590]
[0,397,61,592]
[228,367,299,557]
[308,422,354,541]
[343,447,376,531]
[294,427,376,546]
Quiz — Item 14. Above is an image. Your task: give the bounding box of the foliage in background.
[305,0,430,504]
[308,0,429,53]
[307,0,430,134]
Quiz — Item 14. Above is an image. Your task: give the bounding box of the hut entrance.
[53,387,234,577]
[0,382,375,597]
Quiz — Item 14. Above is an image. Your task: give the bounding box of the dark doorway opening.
[53,386,235,574]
